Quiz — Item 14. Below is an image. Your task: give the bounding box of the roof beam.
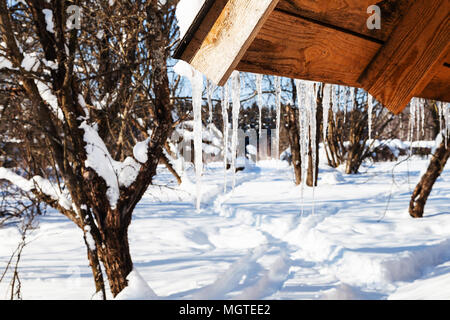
[181,0,280,86]
[237,8,381,87]
[420,59,450,102]
[277,0,413,43]
[358,0,450,114]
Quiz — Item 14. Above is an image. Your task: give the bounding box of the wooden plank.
[277,0,413,42]
[419,64,450,102]
[188,0,280,86]
[237,8,381,87]
[413,48,450,102]
[175,0,448,109]
[239,6,449,106]
[358,0,450,114]
[416,49,450,102]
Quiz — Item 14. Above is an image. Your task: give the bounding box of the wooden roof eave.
[173,0,220,61]
[174,0,281,86]
[174,0,450,114]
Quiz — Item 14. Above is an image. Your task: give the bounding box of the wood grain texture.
[237,9,381,87]
[277,0,413,42]
[188,0,280,86]
[420,64,450,102]
[175,0,449,111]
[412,47,450,103]
[238,6,449,107]
[359,0,450,114]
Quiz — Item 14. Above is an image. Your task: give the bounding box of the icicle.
[339,86,345,111]
[275,76,281,160]
[414,98,421,141]
[256,74,263,139]
[207,80,215,124]
[192,71,204,212]
[407,97,423,142]
[322,84,331,142]
[296,79,317,216]
[420,98,425,137]
[349,87,356,112]
[331,85,339,123]
[310,83,318,215]
[438,101,444,134]
[296,80,307,216]
[231,71,241,190]
[408,98,417,152]
[368,93,374,141]
[343,86,349,123]
[444,102,450,148]
[222,81,230,193]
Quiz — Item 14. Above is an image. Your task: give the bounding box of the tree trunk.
[409,136,450,218]
[307,84,323,187]
[99,227,133,297]
[1,0,177,300]
[83,236,106,299]
[160,152,182,185]
[345,148,361,174]
[325,109,343,168]
[285,104,302,185]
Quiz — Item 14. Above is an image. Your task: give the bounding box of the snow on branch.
[0,167,34,192]
[0,41,17,70]
[0,167,72,210]
[34,79,65,121]
[80,121,142,210]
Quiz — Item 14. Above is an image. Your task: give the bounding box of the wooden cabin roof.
[173,0,450,114]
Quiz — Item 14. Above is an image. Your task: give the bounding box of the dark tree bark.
[0,0,178,298]
[160,153,182,185]
[324,107,345,169]
[306,84,323,187]
[430,101,443,139]
[285,79,301,184]
[409,136,450,218]
[84,236,106,299]
[284,104,302,185]
[98,226,133,294]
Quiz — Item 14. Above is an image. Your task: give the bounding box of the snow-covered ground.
[1,157,449,300]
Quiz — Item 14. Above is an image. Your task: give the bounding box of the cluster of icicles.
[187,71,450,213]
[409,98,450,148]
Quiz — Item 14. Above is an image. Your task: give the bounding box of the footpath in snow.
[1,158,450,300]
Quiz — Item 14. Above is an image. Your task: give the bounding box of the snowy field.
[1,157,450,300]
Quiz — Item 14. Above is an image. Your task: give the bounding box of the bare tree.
[409,132,450,218]
[0,184,41,300]
[0,213,37,300]
[0,0,180,297]
[284,103,302,185]
[324,89,395,174]
[284,80,322,186]
[306,83,323,187]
